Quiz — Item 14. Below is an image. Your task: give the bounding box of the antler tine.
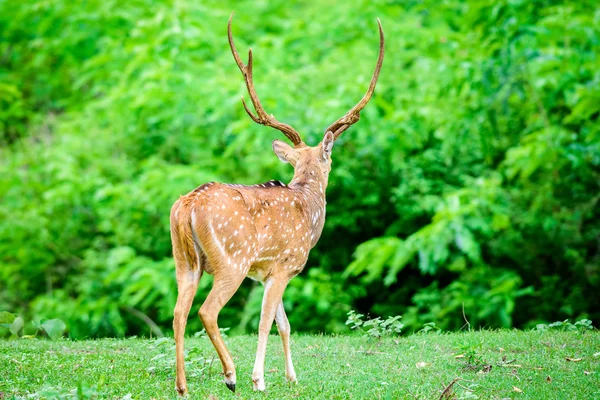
[228,12,304,147]
[325,19,385,140]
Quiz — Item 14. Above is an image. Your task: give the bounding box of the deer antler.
[325,19,385,140]
[228,12,304,147]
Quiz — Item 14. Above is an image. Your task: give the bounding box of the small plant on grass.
[346,310,404,339]
[417,322,442,334]
[0,311,66,340]
[455,340,491,372]
[535,319,594,332]
[32,382,106,400]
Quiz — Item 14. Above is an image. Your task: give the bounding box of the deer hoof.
[225,382,236,392]
[252,377,266,391]
[175,385,188,396]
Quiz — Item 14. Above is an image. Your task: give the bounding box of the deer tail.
[170,198,202,273]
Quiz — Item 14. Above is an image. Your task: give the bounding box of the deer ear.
[321,131,335,160]
[272,140,298,165]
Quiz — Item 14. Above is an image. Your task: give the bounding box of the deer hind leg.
[173,253,201,396]
[198,272,245,392]
[252,277,290,391]
[275,301,297,383]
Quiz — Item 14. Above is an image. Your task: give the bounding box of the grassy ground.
[0,330,598,399]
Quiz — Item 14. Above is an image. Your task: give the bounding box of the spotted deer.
[170,13,384,395]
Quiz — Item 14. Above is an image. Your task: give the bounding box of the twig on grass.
[208,355,215,377]
[353,350,389,355]
[405,387,420,399]
[439,378,461,400]
[461,302,471,332]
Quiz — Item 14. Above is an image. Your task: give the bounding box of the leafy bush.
[0,0,598,338]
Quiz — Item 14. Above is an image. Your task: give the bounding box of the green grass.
[1,331,598,399]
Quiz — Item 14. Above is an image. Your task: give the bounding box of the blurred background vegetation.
[0,0,598,339]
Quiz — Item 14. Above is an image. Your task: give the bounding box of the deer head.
[227,12,384,188]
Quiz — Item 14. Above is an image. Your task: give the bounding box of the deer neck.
[288,164,328,247]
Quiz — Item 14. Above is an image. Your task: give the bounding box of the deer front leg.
[252,277,289,391]
[275,301,297,384]
[198,274,245,392]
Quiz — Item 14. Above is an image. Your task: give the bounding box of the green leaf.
[41,319,66,340]
[0,311,16,324]
[10,316,24,335]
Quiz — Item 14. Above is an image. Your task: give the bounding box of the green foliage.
[31,383,106,400]
[535,319,595,332]
[417,322,441,335]
[346,310,404,338]
[340,0,600,332]
[0,311,66,340]
[456,339,487,368]
[0,0,599,338]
